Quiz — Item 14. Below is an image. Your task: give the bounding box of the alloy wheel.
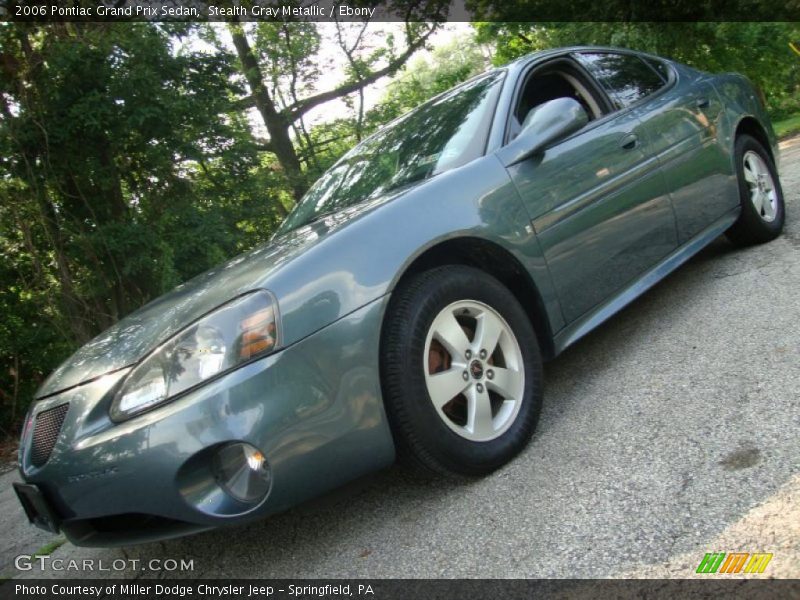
[742,150,778,223]
[423,300,525,442]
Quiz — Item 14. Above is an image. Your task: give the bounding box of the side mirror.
[498,97,589,167]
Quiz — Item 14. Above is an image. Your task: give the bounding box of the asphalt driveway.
[4,135,799,580]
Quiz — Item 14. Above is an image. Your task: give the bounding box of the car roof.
[508,45,649,61]
[502,45,665,72]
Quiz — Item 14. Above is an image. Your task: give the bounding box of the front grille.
[30,403,69,467]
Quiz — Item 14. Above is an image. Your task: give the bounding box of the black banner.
[3,0,800,22]
[2,579,800,600]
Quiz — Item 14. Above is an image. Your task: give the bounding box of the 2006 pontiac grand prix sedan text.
[15,47,785,546]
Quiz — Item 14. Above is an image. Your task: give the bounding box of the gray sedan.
[15,47,784,546]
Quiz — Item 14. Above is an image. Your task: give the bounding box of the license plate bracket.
[13,482,61,533]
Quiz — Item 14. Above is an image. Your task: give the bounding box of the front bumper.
[18,296,395,546]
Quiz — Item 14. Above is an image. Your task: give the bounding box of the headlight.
[111,290,280,422]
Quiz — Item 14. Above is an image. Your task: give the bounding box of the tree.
[371,30,490,124]
[297,30,489,175]
[466,0,800,22]
[226,17,444,201]
[0,23,285,428]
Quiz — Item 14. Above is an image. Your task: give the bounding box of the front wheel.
[380,266,543,477]
[726,134,785,246]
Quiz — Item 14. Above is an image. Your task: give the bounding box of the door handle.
[619,133,639,150]
[696,97,710,109]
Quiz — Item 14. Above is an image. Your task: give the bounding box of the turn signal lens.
[239,307,277,359]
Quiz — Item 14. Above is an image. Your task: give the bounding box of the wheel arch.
[386,236,556,360]
[734,116,775,164]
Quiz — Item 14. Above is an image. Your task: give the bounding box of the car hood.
[35,194,397,399]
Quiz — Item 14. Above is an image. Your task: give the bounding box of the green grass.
[32,537,67,557]
[773,113,800,139]
[0,537,67,581]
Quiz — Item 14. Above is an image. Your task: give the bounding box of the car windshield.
[277,70,505,233]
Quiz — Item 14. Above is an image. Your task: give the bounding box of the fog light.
[212,443,271,503]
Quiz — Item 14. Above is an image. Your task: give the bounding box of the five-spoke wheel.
[742,150,779,223]
[381,265,542,477]
[424,300,525,442]
[727,134,784,245]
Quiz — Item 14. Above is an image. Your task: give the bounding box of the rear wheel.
[380,266,543,477]
[726,135,785,246]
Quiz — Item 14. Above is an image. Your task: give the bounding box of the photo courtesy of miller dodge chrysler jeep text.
[13,583,375,597]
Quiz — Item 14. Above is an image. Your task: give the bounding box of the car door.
[577,51,734,243]
[498,56,678,323]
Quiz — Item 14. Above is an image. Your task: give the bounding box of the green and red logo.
[696,552,773,574]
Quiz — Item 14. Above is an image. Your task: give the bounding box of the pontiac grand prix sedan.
[15,47,784,546]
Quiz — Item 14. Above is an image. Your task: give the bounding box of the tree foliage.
[372,32,490,122]
[226,19,442,201]
[305,30,490,178]
[0,23,287,428]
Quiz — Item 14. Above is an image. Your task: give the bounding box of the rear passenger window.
[577,52,666,110]
[643,57,671,83]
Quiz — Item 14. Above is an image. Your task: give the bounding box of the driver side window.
[509,58,609,141]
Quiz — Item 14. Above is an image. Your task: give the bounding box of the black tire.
[726,134,785,246]
[380,265,543,477]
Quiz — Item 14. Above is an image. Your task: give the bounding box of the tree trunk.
[15,28,93,343]
[36,193,93,344]
[229,26,308,201]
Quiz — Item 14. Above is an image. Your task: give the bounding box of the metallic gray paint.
[18,47,780,545]
[27,297,394,546]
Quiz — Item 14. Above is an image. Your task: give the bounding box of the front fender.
[263,155,563,350]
